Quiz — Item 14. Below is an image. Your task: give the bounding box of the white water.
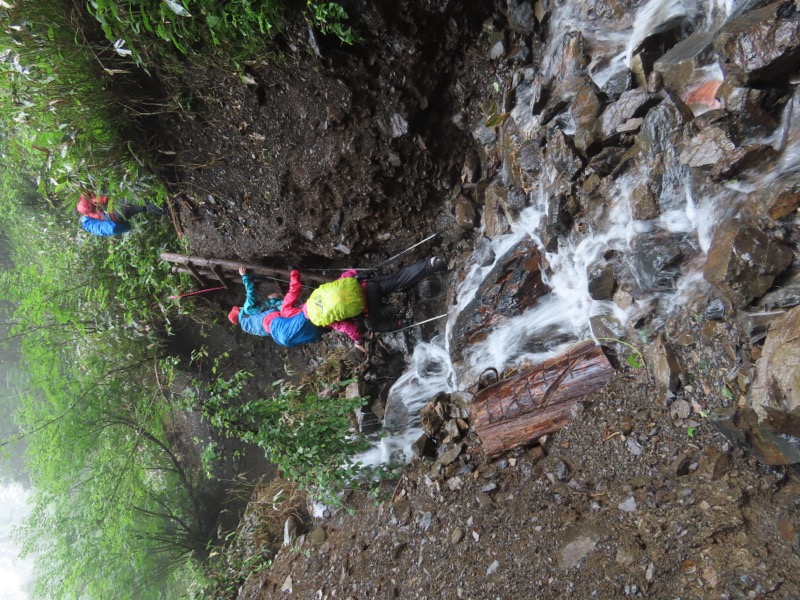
[0,481,33,600]
[358,0,800,467]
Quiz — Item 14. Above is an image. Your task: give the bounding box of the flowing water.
[359,0,800,466]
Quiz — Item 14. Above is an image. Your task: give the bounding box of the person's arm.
[329,319,362,344]
[281,270,303,310]
[239,269,260,315]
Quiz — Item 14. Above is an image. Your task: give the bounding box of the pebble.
[486,560,500,576]
[625,438,643,456]
[618,496,638,513]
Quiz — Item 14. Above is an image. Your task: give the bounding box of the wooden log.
[160,252,330,284]
[184,263,205,285]
[209,266,229,289]
[472,341,615,457]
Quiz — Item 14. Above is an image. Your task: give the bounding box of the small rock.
[481,482,498,493]
[281,575,293,593]
[625,437,643,456]
[448,476,464,491]
[451,527,464,544]
[487,559,500,576]
[618,496,638,513]
[554,459,570,481]
[671,399,692,420]
[308,526,327,545]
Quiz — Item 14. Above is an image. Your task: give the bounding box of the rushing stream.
[359,0,800,466]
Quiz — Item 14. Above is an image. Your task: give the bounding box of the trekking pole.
[393,313,448,332]
[301,232,439,273]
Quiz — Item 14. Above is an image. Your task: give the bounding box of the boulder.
[594,88,661,143]
[506,0,536,33]
[709,144,777,181]
[750,305,800,419]
[587,261,616,300]
[630,233,685,292]
[547,128,585,180]
[679,125,737,167]
[714,1,800,85]
[449,237,550,357]
[703,220,794,307]
[653,32,716,95]
[482,183,512,239]
[712,406,800,465]
[455,195,477,230]
[629,182,660,220]
[651,335,683,400]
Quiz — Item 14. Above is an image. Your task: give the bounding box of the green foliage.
[306,1,356,44]
[190,367,370,506]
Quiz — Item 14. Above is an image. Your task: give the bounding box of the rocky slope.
[160,0,800,597]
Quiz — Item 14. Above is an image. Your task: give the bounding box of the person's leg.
[370,258,440,295]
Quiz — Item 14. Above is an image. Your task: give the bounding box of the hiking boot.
[427,255,447,273]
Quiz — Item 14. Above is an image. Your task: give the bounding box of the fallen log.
[472,341,615,457]
[160,252,330,284]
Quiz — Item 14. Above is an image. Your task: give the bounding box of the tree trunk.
[472,341,615,457]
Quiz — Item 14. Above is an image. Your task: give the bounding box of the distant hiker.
[304,256,447,348]
[229,266,334,348]
[76,192,166,236]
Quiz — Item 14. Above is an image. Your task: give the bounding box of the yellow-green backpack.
[306,277,365,326]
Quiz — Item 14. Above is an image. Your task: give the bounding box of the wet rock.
[568,82,602,151]
[710,144,778,181]
[558,524,601,570]
[714,2,800,85]
[455,195,477,230]
[547,128,584,180]
[482,182,512,239]
[450,238,549,356]
[629,182,659,221]
[516,134,545,175]
[763,181,800,220]
[712,406,800,465]
[601,68,632,100]
[473,123,497,146]
[751,305,800,420]
[715,79,766,114]
[653,31,716,95]
[594,89,661,143]
[757,270,800,310]
[506,0,536,33]
[679,125,736,167]
[411,433,437,459]
[587,261,616,300]
[653,335,683,401]
[589,313,625,340]
[630,233,685,292]
[704,298,727,321]
[703,220,794,308]
[473,237,496,267]
[548,31,590,101]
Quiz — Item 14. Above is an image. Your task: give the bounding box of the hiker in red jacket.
[76,192,165,236]
[303,256,448,347]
